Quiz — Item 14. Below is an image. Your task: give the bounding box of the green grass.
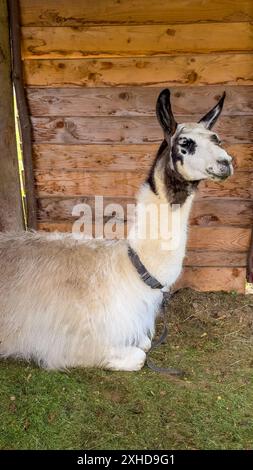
[0,289,253,450]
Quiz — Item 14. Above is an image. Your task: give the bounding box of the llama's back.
[0,231,113,301]
[0,232,127,367]
[0,231,123,294]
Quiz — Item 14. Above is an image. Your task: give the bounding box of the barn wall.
[19,0,253,292]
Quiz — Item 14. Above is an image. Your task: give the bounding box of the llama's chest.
[155,247,186,288]
[152,211,189,287]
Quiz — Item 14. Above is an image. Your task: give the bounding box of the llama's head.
[156,89,233,182]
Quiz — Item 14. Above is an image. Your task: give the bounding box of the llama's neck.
[129,163,196,287]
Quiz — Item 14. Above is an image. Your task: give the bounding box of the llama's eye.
[181,139,190,148]
[180,138,196,155]
[181,149,187,155]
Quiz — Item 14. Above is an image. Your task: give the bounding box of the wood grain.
[37,197,253,227]
[229,144,253,170]
[34,169,253,199]
[33,144,155,171]
[174,267,246,293]
[187,227,251,252]
[20,0,253,26]
[36,196,135,221]
[190,199,253,226]
[184,251,247,267]
[26,86,253,117]
[32,143,253,171]
[35,169,145,197]
[23,54,253,87]
[22,23,253,59]
[31,116,253,144]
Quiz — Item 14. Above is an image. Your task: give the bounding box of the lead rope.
[146,294,185,377]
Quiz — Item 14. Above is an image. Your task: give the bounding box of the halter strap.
[128,246,185,377]
[128,246,164,290]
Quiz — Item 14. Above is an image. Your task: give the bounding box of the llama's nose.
[217,159,232,177]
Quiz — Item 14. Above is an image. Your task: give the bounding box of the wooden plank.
[33,143,253,171]
[35,170,145,197]
[33,144,155,171]
[31,116,253,144]
[37,220,90,232]
[21,23,253,59]
[174,267,246,293]
[229,144,253,170]
[23,54,253,87]
[37,197,253,227]
[0,0,24,231]
[190,199,253,226]
[20,0,253,26]
[26,86,253,117]
[36,196,135,221]
[34,169,253,199]
[187,227,251,252]
[184,251,247,267]
[30,116,162,144]
[36,219,250,253]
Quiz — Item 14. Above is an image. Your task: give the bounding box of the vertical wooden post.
[8,0,37,229]
[0,0,24,231]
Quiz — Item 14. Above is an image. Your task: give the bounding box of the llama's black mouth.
[206,169,230,181]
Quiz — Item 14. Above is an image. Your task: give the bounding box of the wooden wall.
[19,0,253,293]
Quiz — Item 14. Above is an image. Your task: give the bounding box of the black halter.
[128,245,185,377]
[128,246,164,290]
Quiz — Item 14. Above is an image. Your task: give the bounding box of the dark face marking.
[166,138,199,205]
[170,135,197,173]
[171,141,184,166]
[146,140,168,194]
[165,169,199,205]
[179,137,197,155]
[146,137,199,205]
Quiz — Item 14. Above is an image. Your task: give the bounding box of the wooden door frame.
[7,0,37,229]
[0,0,24,230]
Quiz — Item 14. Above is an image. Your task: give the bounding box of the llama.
[0,89,233,371]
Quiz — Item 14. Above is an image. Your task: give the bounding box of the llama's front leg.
[138,336,152,352]
[103,347,146,371]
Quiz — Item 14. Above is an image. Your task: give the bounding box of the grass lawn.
[0,289,253,450]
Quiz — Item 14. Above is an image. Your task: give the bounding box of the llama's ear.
[198,92,226,130]
[156,89,177,138]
